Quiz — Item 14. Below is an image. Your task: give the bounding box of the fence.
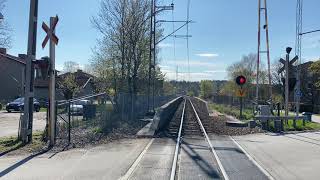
[55,93,112,146]
[55,92,176,146]
[117,93,176,120]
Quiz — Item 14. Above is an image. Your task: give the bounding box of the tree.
[226,53,269,100]
[271,60,285,103]
[57,74,80,100]
[310,60,320,88]
[162,81,175,95]
[200,80,214,99]
[63,61,80,73]
[0,0,12,48]
[91,0,164,97]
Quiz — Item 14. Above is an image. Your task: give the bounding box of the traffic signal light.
[236,75,246,86]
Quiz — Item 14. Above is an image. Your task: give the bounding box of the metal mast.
[295,0,303,116]
[256,0,272,103]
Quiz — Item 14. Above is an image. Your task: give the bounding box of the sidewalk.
[0,138,150,180]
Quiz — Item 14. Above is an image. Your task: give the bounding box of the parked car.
[70,100,91,115]
[6,97,41,112]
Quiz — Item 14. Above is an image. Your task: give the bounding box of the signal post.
[236,75,246,119]
[42,16,59,146]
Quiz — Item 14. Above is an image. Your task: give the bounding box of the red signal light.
[236,75,246,86]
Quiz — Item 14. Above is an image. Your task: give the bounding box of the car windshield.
[12,98,38,103]
[13,98,24,103]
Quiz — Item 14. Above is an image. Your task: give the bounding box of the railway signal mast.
[236,75,247,119]
[256,0,272,106]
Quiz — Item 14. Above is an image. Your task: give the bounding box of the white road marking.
[119,138,154,180]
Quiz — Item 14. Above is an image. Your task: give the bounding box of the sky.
[4,0,320,81]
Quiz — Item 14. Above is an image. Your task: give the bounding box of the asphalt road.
[0,110,46,137]
[234,132,320,180]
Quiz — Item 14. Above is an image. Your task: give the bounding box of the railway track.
[168,97,229,180]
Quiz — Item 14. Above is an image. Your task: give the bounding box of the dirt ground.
[0,110,46,137]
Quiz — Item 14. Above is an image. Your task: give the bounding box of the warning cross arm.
[41,16,59,48]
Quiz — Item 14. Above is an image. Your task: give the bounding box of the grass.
[267,119,320,131]
[40,107,47,112]
[209,103,254,121]
[0,131,46,154]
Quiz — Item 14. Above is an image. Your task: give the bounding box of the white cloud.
[161,69,227,81]
[195,53,219,58]
[164,60,217,68]
[204,70,227,73]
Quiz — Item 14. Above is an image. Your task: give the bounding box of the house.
[0,48,49,103]
[298,61,320,113]
[56,69,96,100]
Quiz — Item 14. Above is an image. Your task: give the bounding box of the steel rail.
[189,98,229,180]
[170,98,186,180]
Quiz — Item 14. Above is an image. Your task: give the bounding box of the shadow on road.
[180,137,221,179]
[48,143,70,159]
[0,147,51,178]
[0,141,25,158]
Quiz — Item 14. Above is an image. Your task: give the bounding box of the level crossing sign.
[42,15,59,48]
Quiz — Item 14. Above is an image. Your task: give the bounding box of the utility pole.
[148,0,174,112]
[152,0,156,112]
[21,0,38,143]
[147,0,154,113]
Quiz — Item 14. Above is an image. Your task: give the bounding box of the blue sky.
[4,0,320,81]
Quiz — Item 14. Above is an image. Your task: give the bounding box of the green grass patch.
[0,131,46,154]
[208,103,254,121]
[39,107,47,112]
[92,127,103,134]
[259,119,320,132]
[283,120,320,131]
